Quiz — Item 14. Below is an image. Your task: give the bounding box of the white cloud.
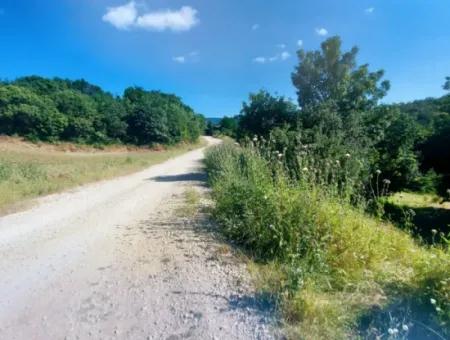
[315,27,328,36]
[277,43,287,49]
[365,7,375,14]
[173,56,186,63]
[253,51,291,64]
[102,1,137,30]
[136,6,199,32]
[253,57,267,64]
[280,51,291,60]
[251,24,260,31]
[173,51,199,64]
[103,2,199,32]
[297,40,303,47]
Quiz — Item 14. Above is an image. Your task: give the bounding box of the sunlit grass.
[388,192,447,209]
[205,144,450,339]
[0,138,206,214]
[177,187,201,217]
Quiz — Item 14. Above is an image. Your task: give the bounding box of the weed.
[205,143,450,339]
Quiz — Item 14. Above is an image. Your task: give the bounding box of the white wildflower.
[402,324,409,332]
[431,229,438,234]
[430,298,437,305]
[345,153,351,158]
[376,169,381,175]
[302,167,308,172]
[436,306,442,312]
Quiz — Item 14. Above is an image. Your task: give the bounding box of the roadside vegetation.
[0,137,205,214]
[205,36,449,339]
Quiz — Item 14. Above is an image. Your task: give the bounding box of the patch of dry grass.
[0,138,206,214]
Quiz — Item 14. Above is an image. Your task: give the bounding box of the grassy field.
[205,143,450,339]
[0,137,206,214]
[383,192,450,243]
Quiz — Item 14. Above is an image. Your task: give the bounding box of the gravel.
[0,137,281,339]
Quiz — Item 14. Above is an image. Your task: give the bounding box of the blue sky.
[0,0,449,117]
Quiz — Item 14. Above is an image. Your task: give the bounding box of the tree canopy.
[0,76,205,145]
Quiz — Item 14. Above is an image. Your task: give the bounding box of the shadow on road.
[148,172,207,183]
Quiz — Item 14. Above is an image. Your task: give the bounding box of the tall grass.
[205,143,449,339]
[0,139,206,213]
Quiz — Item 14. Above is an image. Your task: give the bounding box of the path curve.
[0,137,278,339]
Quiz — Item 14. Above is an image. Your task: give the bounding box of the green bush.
[205,143,450,339]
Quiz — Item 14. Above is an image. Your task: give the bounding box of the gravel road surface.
[0,137,279,340]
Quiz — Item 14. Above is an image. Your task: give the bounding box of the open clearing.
[0,136,206,214]
[0,137,279,339]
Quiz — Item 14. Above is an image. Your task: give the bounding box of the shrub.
[205,143,450,339]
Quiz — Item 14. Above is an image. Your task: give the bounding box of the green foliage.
[205,143,450,339]
[444,76,450,91]
[292,36,389,113]
[0,85,67,141]
[236,36,447,196]
[238,90,298,138]
[218,116,238,137]
[0,76,205,146]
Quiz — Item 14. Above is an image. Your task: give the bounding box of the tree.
[0,75,204,145]
[366,106,421,191]
[52,90,98,142]
[218,116,238,137]
[0,85,67,140]
[124,87,170,145]
[444,76,450,91]
[291,36,390,114]
[238,90,298,138]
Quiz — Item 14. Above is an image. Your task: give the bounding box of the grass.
[387,192,449,209]
[383,192,450,244]
[0,137,206,214]
[177,187,201,217]
[205,143,450,339]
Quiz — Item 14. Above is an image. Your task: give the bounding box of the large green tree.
[292,36,390,114]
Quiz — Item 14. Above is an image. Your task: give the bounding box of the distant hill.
[206,117,222,125]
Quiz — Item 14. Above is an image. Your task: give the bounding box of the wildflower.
[336,160,340,165]
[345,153,351,158]
[277,153,283,159]
[430,298,436,305]
[253,136,258,142]
[376,169,382,175]
[263,195,268,200]
[402,324,409,332]
[388,328,398,335]
[234,142,239,146]
[431,229,438,235]
[302,167,308,172]
[436,306,442,312]
[383,179,391,185]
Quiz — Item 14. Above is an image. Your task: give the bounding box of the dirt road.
[0,137,278,339]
